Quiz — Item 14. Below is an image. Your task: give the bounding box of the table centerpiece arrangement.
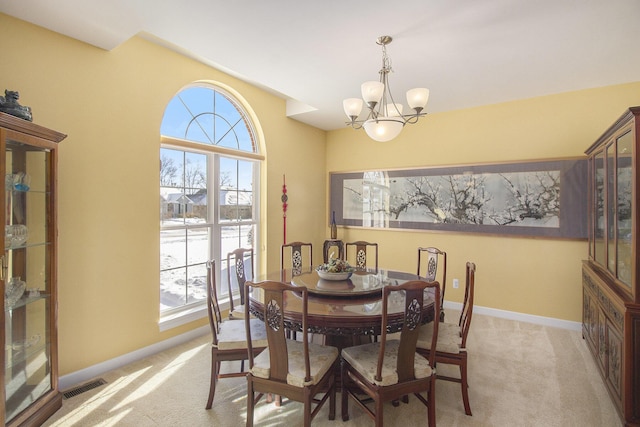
[316,257,355,281]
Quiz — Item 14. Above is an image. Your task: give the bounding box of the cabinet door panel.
[597,308,608,371]
[606,323,623,403]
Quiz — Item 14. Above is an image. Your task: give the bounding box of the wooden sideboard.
[583,107,640,426]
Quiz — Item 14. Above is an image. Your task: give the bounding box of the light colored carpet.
[42,311,622,426]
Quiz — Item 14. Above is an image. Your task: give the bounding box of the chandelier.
[343,35,429,142]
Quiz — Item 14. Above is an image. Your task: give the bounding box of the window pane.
[187,263,207,304]
[221,225,254,256]
[219,157,254,222]
[187,227,209,265]
[161,228,186,269]
[160,267,187,310]
[238,160,253,191]
[160,148,185,188]
[161,86,255,153]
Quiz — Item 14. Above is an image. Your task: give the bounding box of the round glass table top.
[292,269,399,297]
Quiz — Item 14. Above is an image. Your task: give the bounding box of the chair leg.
[428,377,437,427]
[304,390,312,427]
[246,378,254,427]
[341,361,350,421]
[205,349,218,409]
[460,360,472,416]
[375,397,384,427]
[329,374,336,420]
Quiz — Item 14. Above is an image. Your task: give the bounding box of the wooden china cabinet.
[0,113,65,426]
[583,107,640,426]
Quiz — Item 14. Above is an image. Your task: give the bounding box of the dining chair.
[345,241,378,271]
[226,248,254,319]
[417,246,447,322]
[416,261,476,416]
[244,280,339,427]
[281,241,313,278]
[205,260,267,409]
[341,279,441,427]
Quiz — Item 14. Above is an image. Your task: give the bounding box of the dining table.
[248,267,437,348]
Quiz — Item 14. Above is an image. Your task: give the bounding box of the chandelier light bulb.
[363,118,404,142]
[386,103,404,117]
[407,88,429,111]
[343,98,363,119]
[361,81,384,106]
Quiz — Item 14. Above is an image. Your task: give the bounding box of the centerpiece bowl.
[316,257,355,281]
[317,270,352,281]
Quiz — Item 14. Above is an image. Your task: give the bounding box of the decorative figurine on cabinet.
[0,89,33,121]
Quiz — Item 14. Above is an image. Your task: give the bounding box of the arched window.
[160,82,263,328]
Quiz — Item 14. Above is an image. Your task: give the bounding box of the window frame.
[159,83,264,331]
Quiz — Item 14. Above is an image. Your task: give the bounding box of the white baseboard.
[60,304,581,391]
[443,301,582,332]
[58,325,209,391]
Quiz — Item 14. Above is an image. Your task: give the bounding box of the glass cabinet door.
[4,139,53,422]
[594,150,605,267]
[616,130,633,288]
[606,143,616,275]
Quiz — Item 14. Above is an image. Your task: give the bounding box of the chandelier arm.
[400,112,428,125]
[345,120,365,130]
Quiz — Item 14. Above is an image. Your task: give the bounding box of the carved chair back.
[206,260,222,346]
[281,241,313,278]
[378,280,441,383]
[345,241,378,270]
[417,247,447,321]
[459,262,476,348]
[245,280,311,383]
[226,248,254,311]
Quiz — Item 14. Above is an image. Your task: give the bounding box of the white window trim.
[159,298,232,332]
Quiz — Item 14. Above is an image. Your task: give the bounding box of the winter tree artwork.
[330,158,587,239]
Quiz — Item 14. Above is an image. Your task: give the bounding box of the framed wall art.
[329,157,587,239]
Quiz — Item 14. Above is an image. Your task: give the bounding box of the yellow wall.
[326,82,640,322]
[0,14,326,375]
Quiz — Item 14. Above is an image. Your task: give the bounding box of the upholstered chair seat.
[251,340,338,387]
[229,304,247,319]
[215,318,267,350]
[341,340,433,387]
[417,321,462,354]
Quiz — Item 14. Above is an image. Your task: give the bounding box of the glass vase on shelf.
[5,276,26,309]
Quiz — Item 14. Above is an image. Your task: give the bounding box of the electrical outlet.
[453,278,459,289]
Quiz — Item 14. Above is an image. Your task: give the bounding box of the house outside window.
[159,82,262,328]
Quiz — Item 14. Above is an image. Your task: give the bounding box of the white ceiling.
[2,0,640,131]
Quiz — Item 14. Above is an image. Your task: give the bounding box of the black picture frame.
[329,157,587,239]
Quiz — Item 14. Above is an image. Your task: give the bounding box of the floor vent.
[62,378,107,399]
